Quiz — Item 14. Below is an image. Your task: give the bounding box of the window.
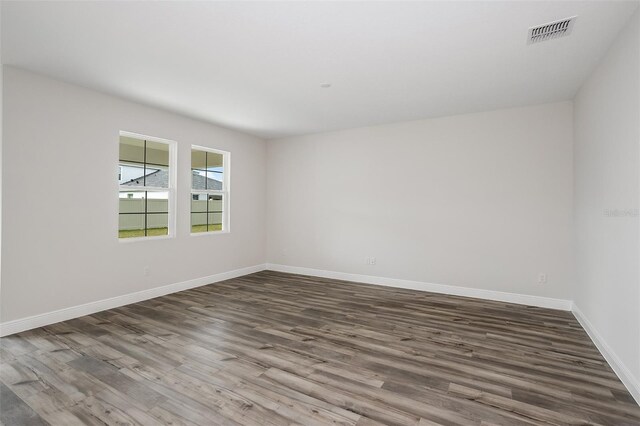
[191,146,229,233]
[118,133,175,239]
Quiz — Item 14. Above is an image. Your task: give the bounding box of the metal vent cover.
[528,16,576,44]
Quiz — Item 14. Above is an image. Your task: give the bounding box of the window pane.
[139,165,169,188]
[206,152,224,187]
[119,136,144,164]
[119,164,146,185]
[191,150,207,170]
[191,171,208,191]
[147,192,169,213]
[208,194,224,232]
[191,194,207,212]
[208,213,223,231]
[191,212,207,233]
[146,140,169,167]
[208,194,223,212]
[119,213,145,238]
[191,149,224,190]
[119,191,145,213]
[205,171,223,190]
[147,213,168,235]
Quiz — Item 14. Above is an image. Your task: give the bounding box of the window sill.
[190,230,230,237]
[118,235,175,243]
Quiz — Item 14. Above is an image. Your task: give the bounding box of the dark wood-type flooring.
[1,271,639,425]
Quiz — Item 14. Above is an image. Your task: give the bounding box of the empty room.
[0,1,639,424]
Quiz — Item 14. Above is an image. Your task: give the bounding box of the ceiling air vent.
[527,16,576,44]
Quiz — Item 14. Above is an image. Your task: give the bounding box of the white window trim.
[190,145,230,236]
[118,131,177,242]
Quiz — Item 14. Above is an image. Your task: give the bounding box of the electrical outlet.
[144,266,150,277]
[365,257,377,265]
[538,273,547,284]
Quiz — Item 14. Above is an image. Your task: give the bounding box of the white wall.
[573,9,640,395]
[0,6,3,321]
[1,67,266,323]
[267,102,574,300]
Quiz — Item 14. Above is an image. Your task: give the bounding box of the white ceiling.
[2,1,638,139]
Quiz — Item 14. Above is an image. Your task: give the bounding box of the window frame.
[190,145,230,236]
[118,131,177,242]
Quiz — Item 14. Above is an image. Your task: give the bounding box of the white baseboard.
[266,263,572,311]
[572,304,640,405]
[0,263,267,337]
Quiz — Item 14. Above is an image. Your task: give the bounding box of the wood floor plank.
[0,383,48,426]
[1,270,639,425]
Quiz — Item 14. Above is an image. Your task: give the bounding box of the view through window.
[118,134,173,238]
[191,147,228,233]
